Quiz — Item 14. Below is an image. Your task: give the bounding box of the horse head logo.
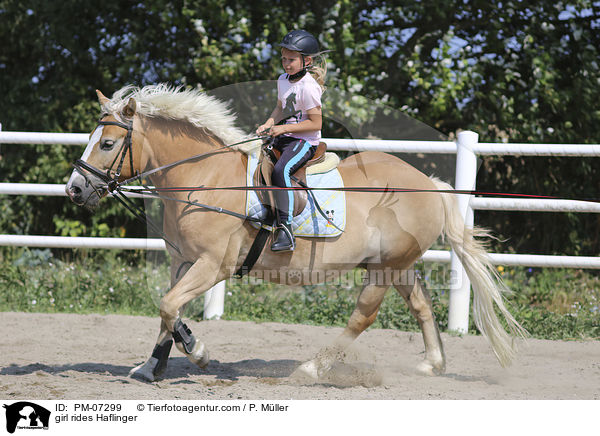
[282,92,301,122]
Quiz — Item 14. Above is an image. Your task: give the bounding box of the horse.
[65,84,526,383]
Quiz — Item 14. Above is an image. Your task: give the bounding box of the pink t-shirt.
[277,73,322,146]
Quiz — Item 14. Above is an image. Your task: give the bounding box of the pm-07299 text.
[74,404,122,412]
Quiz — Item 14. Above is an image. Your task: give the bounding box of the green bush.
[0,248,161,316]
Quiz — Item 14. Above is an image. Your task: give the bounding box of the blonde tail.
[432,177,528,367]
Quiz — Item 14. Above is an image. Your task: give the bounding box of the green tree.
[0,0,200,238]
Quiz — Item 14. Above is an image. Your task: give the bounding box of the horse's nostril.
[66,184,83,204]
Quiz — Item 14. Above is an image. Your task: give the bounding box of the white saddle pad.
[245,152,346,237]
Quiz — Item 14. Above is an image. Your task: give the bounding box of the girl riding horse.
[256,29,327,252]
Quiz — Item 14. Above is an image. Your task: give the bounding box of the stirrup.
[271,224,295,252]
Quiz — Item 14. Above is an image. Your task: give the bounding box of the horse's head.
[66,90,142,209]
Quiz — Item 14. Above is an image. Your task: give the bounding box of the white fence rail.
[0,183,150,198]
[0,234,166,250]
[2,129,600,328]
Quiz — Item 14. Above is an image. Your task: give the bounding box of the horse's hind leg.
[395,273,446,375]
[294,272,389,380]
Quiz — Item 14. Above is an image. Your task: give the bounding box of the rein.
[119,184,586,201]
[120,136,264,186]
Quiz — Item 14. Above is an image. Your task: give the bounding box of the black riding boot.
[271,222,295,252]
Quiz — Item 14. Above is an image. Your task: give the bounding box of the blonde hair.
[308,54,327,91]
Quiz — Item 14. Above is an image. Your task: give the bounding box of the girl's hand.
[269,125,288,137]
[256,121,274,136]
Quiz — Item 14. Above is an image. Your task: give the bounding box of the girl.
[256,29,326,252]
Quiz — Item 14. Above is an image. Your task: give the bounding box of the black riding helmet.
[279,30,320,80]
[279,29,320,56]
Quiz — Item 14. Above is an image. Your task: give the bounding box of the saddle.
[252,141,328,218]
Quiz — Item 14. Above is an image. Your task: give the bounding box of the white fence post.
[204,281,225,320]
[448,130,478,333]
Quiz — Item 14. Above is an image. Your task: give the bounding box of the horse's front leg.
[129,320,174,381]
[129,260,196,382]
[157,258,220,370]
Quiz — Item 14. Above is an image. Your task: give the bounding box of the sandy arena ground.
[1,312,598,400]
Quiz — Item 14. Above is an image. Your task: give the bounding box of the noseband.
[73,117,135,193]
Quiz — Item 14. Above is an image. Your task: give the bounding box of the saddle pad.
[246,152,346,237]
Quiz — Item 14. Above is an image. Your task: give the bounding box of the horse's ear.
[123,97,137,118]
[96,89,109,106]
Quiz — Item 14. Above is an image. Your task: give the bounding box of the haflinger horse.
[66,84,526,383]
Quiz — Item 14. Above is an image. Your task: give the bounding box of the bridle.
[73,116,135,193]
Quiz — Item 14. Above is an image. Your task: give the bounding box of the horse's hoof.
[416,360,445,376]
[187,342,210,369]
[290,360,320,382]
[129,358,159,382]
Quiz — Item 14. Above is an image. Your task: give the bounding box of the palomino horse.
[66,84,526,382]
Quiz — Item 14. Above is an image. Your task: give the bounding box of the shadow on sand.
[1,358,300,381]
[2,356,383,388]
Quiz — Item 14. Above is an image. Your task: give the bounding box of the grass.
[0,248,598,341]
[0,248,166,316]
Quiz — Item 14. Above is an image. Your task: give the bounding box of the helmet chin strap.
[287,55,310,81]
[287,69,308,81]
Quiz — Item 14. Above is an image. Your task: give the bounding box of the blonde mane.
[102,84,260,153]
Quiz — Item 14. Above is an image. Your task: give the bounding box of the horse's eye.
[100,139,115,150]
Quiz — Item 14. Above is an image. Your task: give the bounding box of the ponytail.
[308,55,327,92]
